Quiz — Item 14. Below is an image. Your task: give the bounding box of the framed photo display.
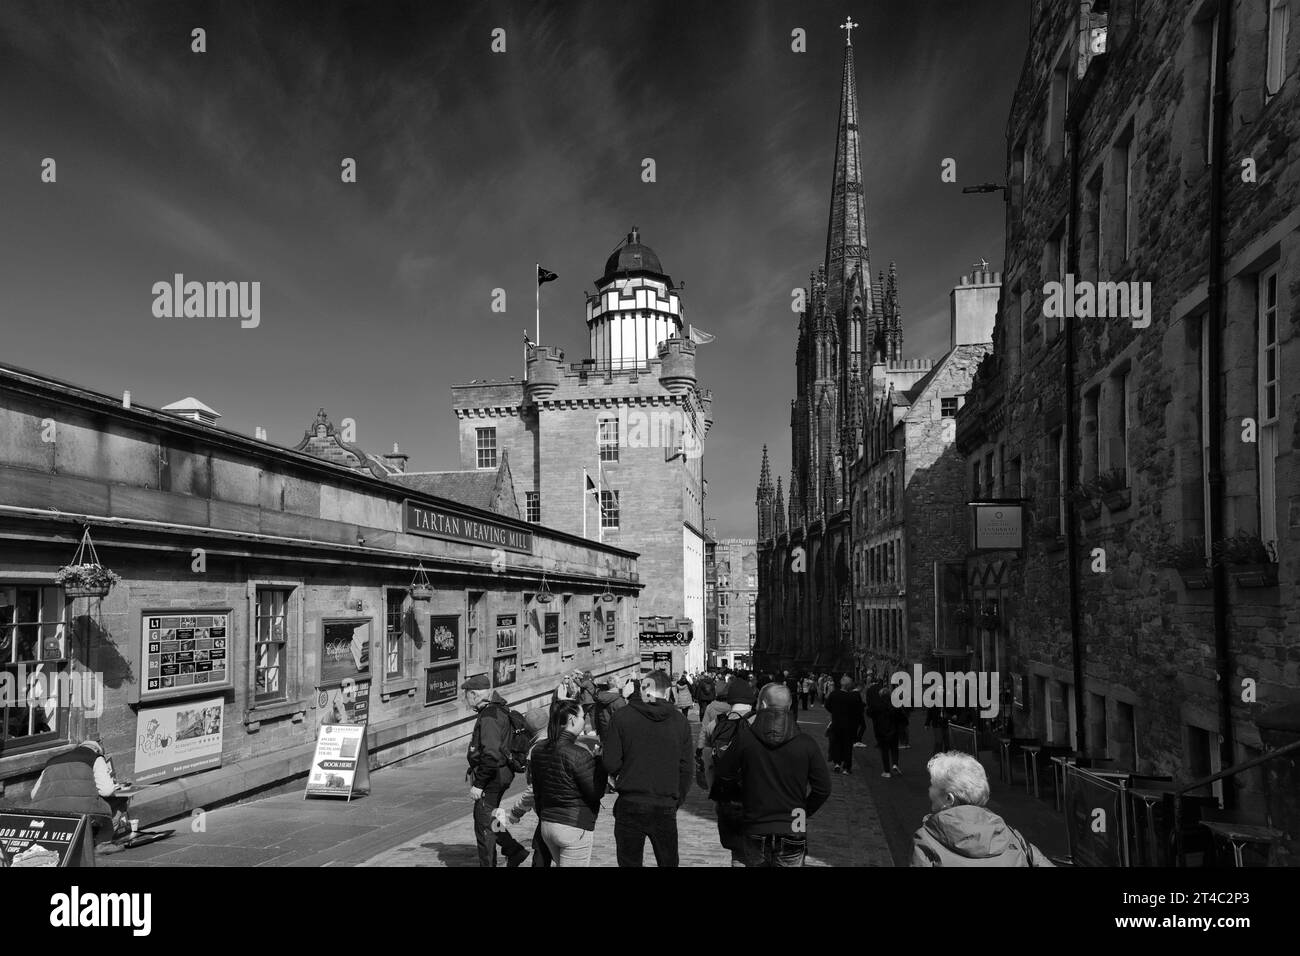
[429,615,459,665]
[140,610,234,702]
[495,614,518,653]
[493,653,517,688]
[577,611,591,647]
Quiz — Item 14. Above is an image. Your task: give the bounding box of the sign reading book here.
[305,723,371,801]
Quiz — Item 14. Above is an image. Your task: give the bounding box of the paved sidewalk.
[361,705,894,867]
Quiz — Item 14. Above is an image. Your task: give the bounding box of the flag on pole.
[688,325,716,344]
[537,266,559,285]
[524,329,534,346]
[584,471,598,496]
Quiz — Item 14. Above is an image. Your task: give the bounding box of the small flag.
[688,325,716,344]
[538,266,558,285]
[524,329,534,345]
[584,470,598,496]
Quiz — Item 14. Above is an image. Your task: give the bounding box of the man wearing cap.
[494,708,553,867]
[462,674,529,867]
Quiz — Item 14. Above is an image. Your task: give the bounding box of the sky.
[0,0,1030,538]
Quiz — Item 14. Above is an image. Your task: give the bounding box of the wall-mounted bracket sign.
[403,499,532,553]
[969,501,1025,552]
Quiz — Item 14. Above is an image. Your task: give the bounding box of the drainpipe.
[1065,111,1087,758]
[1206,0,1236,810]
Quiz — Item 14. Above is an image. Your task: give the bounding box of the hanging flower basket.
[57,528,119,599]
[536,569,555,604]
[409,561,433,601]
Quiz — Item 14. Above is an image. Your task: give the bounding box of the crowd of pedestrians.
[456,661,1048,868]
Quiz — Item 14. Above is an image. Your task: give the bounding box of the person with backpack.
[601,670,693,867]
[591,677,628,743]
[526,699,609,866]
[912,751,1054,867]
[462,674,530,867]
[703,677,756,865]
[495,708,554,866]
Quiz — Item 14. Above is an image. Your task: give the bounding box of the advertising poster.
[321,619,371,686]
[134,696,225,785]
[495,614,517,653]
[493,653,517,688]
[577,611,591,646]
[429,615,459,664]
[305,723,370,799]
[316,679,371,728]
[543,613,559,651]
[425,665,458,706]
[0,810,90,868]
[141,611,231,700]
[606,614,617,641]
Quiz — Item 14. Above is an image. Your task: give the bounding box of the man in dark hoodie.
[714,683,832,867]
[601,669,693,867]
[462,675,529,867]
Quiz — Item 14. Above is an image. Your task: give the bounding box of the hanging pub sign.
[429,616,459,664]
[140,610,233,701]
[403,499,533,553]
[970,502,1025,551]
[495,614,518,653]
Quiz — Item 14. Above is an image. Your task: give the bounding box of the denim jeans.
[539,821,595,867]
[742,833,808,867]
[613,800,679,867]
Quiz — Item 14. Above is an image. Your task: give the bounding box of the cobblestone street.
[361,705,893,867]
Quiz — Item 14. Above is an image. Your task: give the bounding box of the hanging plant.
[57,527,119,599]
[409,561,433,601]
[536,576,555,605]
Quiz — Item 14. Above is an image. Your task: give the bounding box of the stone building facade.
[0,363,639,827]
[956,0,1298,844]
[712,538,758,671]
[452,229,713,674]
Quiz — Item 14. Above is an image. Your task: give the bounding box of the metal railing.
[1171,737,1300,867]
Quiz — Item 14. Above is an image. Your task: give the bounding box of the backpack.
[698,678,716,702]
[497,707,532,775]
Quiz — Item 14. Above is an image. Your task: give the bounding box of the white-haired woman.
[911,751,1054,867]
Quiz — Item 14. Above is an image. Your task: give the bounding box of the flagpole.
[597,455,603,545]
[582,469,588,540]
[536,264,540,344]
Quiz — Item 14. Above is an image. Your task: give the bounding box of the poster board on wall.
[425,664,458,705]
[134,696,225,785]
[321,619,371,687]
[140,611,233,702]
[428,616,459,664]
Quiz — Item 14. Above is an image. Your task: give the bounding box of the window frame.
[525,491,541,524]
[1266,0,1290,98]
[600,489,620,530]
[598,417,620,462]
[244,579,305,721]
[0,584,69,755]
[381,587,419,697]
[475,426,498,470]
[254,587,292,706]
[1258,265,1281,556]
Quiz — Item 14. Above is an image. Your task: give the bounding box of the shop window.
[255,588,290,704]
[320,619,371,689]
[0,585,67,752]
[476,427,497,469]
[467,591,485,666]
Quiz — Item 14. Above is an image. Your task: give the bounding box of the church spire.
[758,444,773,492]
[824,23,871,332]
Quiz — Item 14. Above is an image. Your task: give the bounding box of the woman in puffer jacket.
[915,754,1055,868]
[530,699,608,866]
[912,751,1055,867]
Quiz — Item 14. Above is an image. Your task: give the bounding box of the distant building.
[453,228,714,674]
[713,538,757,671]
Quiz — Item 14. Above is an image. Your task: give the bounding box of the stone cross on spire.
[840,16,858,45]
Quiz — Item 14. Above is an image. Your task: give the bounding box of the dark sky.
[0,0,1029,538]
